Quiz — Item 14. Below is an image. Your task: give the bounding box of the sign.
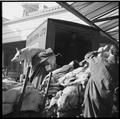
[26,20,48,49]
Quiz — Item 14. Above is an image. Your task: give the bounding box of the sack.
[2,86,22,115]
[2,84,44,115]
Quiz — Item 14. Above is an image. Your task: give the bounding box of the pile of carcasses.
[2,45,118,117]
[2,55,90,117]
[2,64,89,117]
[40,61,90,117]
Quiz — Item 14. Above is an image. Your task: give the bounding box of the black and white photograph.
[2,1,119,118]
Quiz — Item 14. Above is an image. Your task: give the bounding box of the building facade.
[2,3,88,79]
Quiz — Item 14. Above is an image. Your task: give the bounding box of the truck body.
[26,18,113,66]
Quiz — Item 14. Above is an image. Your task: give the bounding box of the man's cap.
[32,48,54,66]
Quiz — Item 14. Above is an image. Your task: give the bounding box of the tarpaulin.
[83,56,119,117]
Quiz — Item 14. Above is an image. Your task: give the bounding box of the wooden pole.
[15,66,31,113]
[41,72,52,114]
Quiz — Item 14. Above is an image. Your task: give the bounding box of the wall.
[3,7,88,44]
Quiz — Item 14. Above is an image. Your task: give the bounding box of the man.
[83,45,119,117]
[30,48,56,89]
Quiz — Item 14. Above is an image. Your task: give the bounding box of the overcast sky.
[2,2,58,19]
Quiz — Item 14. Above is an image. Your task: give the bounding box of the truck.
[26,18,114,66]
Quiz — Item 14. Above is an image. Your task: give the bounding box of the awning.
[57,2,119,45]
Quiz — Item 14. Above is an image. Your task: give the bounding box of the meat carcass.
[2,78,21,91]
[11,43,44,65]
[40,64,74,96]
[57,85,83,113]
[58,66,90,86]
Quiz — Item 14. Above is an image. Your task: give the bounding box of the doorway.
[54,29,92,66]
